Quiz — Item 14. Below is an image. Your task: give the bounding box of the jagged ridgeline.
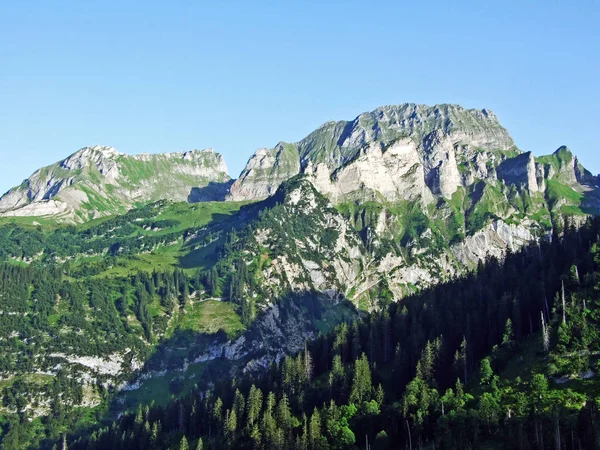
[1,104,599,304]
[0,146,231,222]
[1,104,599,227]
[229,104,598,211]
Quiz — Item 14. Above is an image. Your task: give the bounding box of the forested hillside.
[0,194,361,449]
[32,217,599,450]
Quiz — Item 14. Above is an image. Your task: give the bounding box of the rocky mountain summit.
[217,104,600,305]
[1,103,597,226]
[231,105,597,217]
[0,146,230,222]
[229,104,517,202]
[1,104,598,291]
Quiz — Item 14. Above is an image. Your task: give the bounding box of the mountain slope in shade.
[0,146,230,222]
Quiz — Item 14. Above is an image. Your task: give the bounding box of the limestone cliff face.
[227,179,366,303]
[228,142,300,201]
[229,104,516,202]
[302,138,434,204]
[451,219,536,266]
[0,146,230,222]
[223,106,600,306]
[216,178,559,312]
[497,152,539,192]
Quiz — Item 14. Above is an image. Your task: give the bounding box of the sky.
[0,1,598,194]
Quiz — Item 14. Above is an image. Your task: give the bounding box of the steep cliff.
[229,104,516,203]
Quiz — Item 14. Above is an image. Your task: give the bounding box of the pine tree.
[375,384,385,405]
[179,435,189,450]
[233,388,245,423]
[150,422,159,448]
[501,318,514,347]
[299,414,308,450]
[562,280,567,325]
[308,408,321,450]
[333,322,349,362]
[277,394,292,431]
[479,358,493,386]
[453,336,468,383]
[350,353,372,404]
[304,342,313,381]
[246,385,263,427]
[213,397,224,435]
[225,409,237,446]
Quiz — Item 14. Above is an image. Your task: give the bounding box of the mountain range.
[2,104,598,223]
[0,103,599,449]
[2,103,599,297]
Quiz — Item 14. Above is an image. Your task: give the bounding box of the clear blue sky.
[0,1,598,194]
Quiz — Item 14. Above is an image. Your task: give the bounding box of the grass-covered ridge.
[0,147,231,222]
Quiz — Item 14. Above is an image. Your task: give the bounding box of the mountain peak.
[60,145,121,171]
[73,145,120,155]
[230,103,515,202]
[0,146,231,222]
[553,145,573,156]
[358,103,506,138]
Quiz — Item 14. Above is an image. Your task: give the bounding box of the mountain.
[229,103,516,202]
[0,146,230,222]
[0,103,599,449]
[2,104,598,228]
[230,104,599,211]
[224,104,600,294]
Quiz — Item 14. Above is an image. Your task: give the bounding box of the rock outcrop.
[497,151,541,192]
[229,104,516,203]
[229,142,300,200]
[0,146,230,222]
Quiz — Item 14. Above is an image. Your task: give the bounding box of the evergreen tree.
[308,408,322,450]
[479,358,493,387]
[246,385,263,427]
[501,318,514,347]
[179,435,189,450]
[350,353,372,404]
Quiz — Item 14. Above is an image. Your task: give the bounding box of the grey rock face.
[497,152,539,192]
[302,138,434,204]
[229,103,516,203]
[229,142,300,201]
[451,219,535,266]
[0,146,230,222]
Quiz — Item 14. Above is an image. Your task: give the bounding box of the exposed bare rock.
[229,103,516,203]
[229,142,300,201]
[0,146,230,222]
[451,219,535,266]
[497,152,539,192]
